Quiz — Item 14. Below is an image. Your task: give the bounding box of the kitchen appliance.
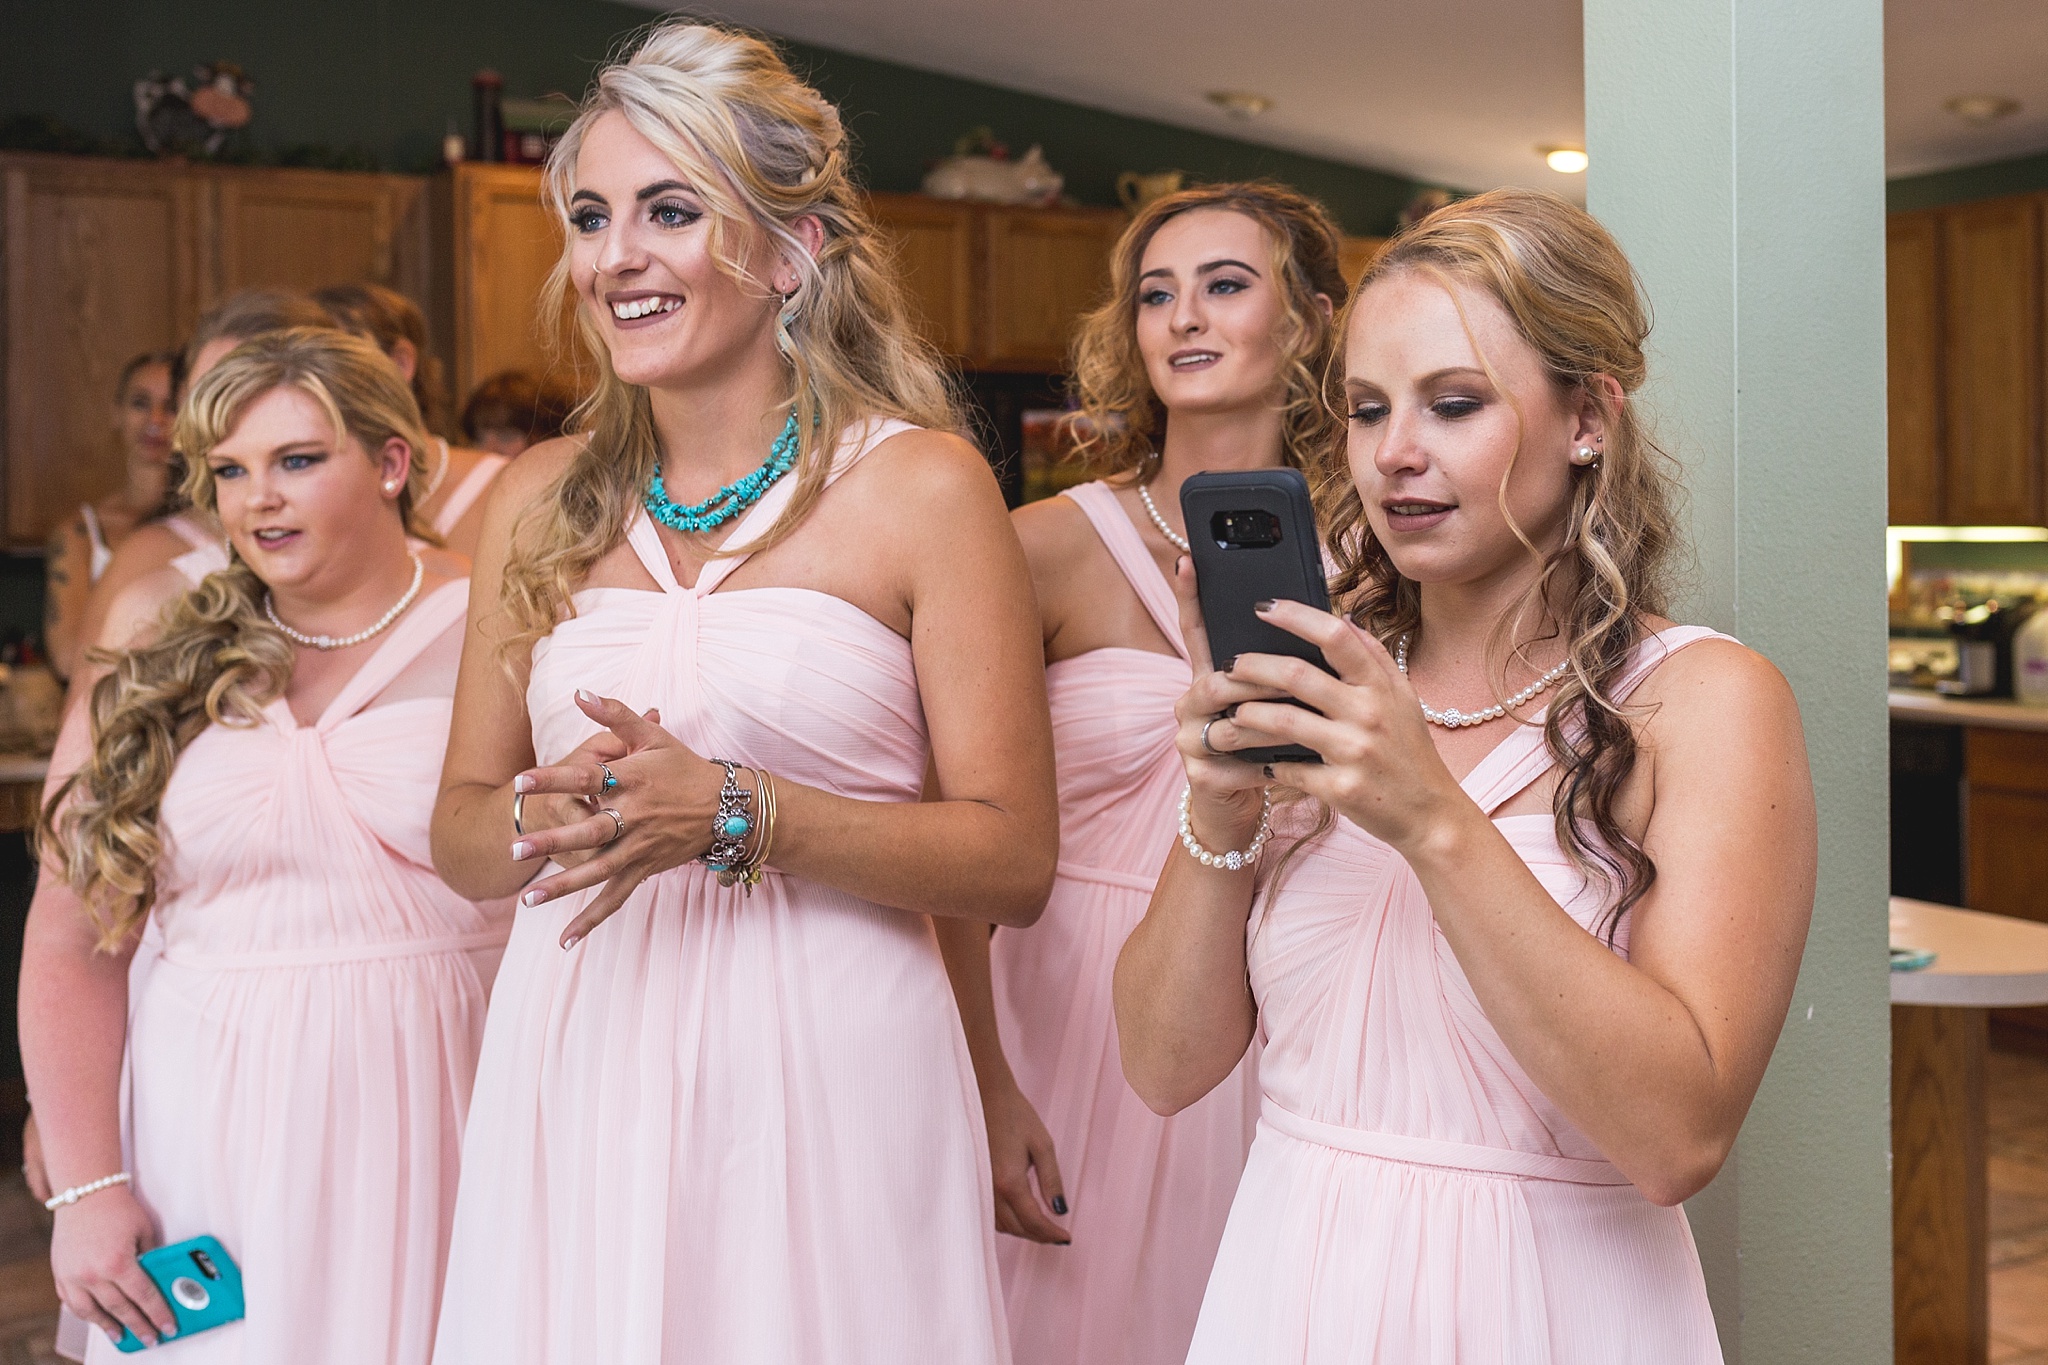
[1938,596,2038,697]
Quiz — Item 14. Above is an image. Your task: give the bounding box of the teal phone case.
[113,1236,244,1352]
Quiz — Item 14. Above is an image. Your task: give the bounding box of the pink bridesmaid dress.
[990,481,1257,1365]
[89,579,511,1364]
[432,420,1009,1365]
[1184,625,1733,1364]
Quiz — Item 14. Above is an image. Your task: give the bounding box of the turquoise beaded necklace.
[643,408,800,534]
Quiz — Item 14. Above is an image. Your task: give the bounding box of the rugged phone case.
[114,1235,245,1353]
[1180,468,1332,765]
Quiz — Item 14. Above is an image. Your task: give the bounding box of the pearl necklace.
[265,552,424,650]
[1395,633,1571,729]
[1136,480,1190,553]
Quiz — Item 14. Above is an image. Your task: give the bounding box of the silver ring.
[512,791,527,836]
[599,807,626,843]
[1200,716,1224,755]
[598,762,618,793]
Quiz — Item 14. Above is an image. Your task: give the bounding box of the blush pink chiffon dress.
[85,579,511,1364]
[990,481,1257,1365]
[431,420,1009,1365]
[1183,625,1733,1364]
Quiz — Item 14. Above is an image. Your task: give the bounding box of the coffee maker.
[1940,596,2040,697]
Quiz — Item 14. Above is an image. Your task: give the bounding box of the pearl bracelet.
[45,1170,129,1212]
[1177,785,1274,872]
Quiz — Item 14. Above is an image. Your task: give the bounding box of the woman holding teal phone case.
[22,328,509,1361]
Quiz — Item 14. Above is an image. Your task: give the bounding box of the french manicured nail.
[511,841,532,861]
[1254,599,1277,613]
[561,932,582,950]
[522,888,549,907]
[514,774,535,793]
[1050,1195,1068,1216]
[576,688,599,705]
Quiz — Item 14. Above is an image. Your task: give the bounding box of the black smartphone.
[1180,468,1332,765]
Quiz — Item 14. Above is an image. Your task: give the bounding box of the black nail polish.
[1263,764,1275,779]
[1051,1195,1068,1216]
[1174,556,1187,575]
[1254,599,1276,613]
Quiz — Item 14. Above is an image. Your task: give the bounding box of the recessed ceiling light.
[1944,94,2021,125]
[1540,145,1589,174]
[1206,90,1274,121]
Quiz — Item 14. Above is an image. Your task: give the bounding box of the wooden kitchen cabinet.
[429,163,581,409]
[213,166,428,301]
[1963,727,2048,1030]
[1,154,203,546]
[870,192,975,359]
[978,205,1124,370]
[1942,197,2041,525]
[1887,211,1943,524]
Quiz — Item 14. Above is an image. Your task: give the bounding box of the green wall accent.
[1889,148,2048,213]
[1588,0,1892,1359]
[0,0,1421,233]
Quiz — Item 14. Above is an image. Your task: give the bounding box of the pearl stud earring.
[1571,446,1600,467]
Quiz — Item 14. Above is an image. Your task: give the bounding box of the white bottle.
[2016,602,2048,706]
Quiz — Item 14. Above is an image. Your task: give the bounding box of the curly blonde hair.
[1066,181,1349,480]
[40,328,437,949]
[1322,188,1683,936]
[496,20,960,658]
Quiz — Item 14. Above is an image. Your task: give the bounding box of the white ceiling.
[635,0,2048,190]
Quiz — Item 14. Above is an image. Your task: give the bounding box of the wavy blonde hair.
[39,328,437,949]
[1315,188,1682,937]
[497,20,959,656]
[1067,181,1349,480]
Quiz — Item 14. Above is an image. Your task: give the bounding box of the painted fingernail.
[522,888,549,908]
[561,932,582,950]
[1051,1195,1068,1216]
[1254,599,1277,613]
[514,774,536,793]
[1263,764,1276,779]
[1174,555,1187,575]
[511,841,532,861]
[576,688,599,705]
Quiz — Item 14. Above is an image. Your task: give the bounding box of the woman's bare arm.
[43,516,93,681]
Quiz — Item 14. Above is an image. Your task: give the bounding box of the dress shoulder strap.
[1460,624,1740,816]
[79,504,113,582]
[1058,481,1187,660]
[431,453,510,536]
[163,512,211,550]
[314,579,471,730]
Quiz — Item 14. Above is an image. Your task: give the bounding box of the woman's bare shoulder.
[1010,491,1097,574]
[486,433,582,509]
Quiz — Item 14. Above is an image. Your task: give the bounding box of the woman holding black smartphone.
[934,182,1345,1365]
[1116,189,1817,1362]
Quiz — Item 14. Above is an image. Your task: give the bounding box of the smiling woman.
[427,21,1056,1365]
[20,327,501,1364]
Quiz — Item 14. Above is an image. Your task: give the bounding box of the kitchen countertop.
[1891,897,2048,1007]
[1888,688,2048,732]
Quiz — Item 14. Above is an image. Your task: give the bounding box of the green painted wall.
[0,0,1421,233]
[1889,148,2048,213]
[1588,0,1892,1359]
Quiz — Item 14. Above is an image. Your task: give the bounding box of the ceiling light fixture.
[1944,94,2021,125]
[1540,146,1589,174]
[1206,90,1274,121]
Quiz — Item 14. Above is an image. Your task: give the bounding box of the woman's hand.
[982,1078,1069,1245]
[509,690,725,948]
[49,1188,177,1347]
[508,716,652,873]
[1168,558,1287,850]
[1206,599,1468,855]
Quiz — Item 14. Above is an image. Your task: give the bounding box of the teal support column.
[1584,2,1892,1362]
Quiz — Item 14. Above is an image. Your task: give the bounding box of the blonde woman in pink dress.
[1116,189,1819,1363]
[933,183,1347,1365]
[427,23,1056,1364]
[21,327,506,1362]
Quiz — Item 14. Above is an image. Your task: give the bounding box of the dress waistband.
[158,927,509,972]
[1055,860,1157,894]
[1260,1096,1633,1187]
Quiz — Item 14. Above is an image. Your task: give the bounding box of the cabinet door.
[2,156,200,547]
[1942,197,2041,525]
[1338,235,1389,290]
[979,207,1122,371]
[213,167,427,298]
[868,194,974,359]
[445,165,578,405]
[1887,212,1943,524]
[1964,728,2048,1030]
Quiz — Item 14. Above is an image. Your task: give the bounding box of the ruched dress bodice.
[99,580,510,1365]
[1186,625,1732,1365]
[433,420,1008,1365]
[991,481,1256,1365]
